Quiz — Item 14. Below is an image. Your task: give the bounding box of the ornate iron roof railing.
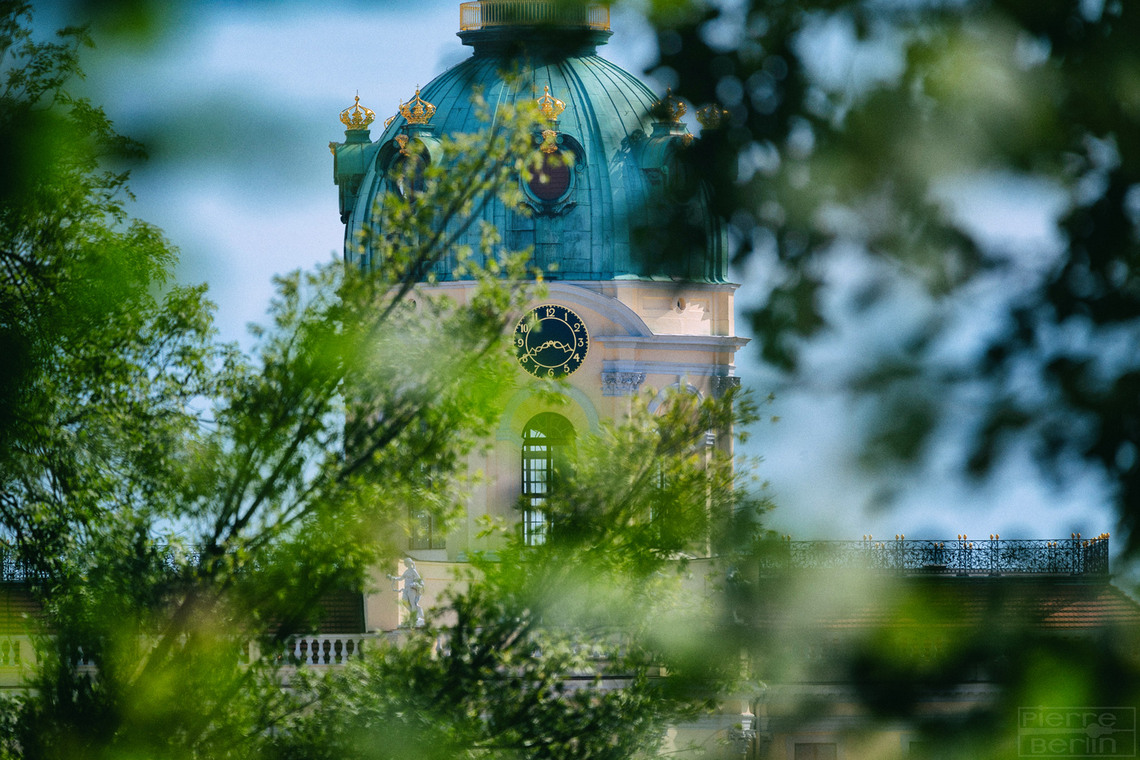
[756,536,1111,576]
[0,546,203,584]
[3,537,1111,583]
[459,1,610,31]
[0,549,35,584]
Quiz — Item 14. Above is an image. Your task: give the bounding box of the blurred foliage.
[0,3,768,758]
[0,3,524,755]
[719,538,1140,759]
[643,0,1140,749]
[7,0,1138,757]
[271,390,769,760]
[273,582,680,760]
[647,0,1140,550]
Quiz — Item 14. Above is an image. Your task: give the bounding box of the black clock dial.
[514,304,589,378]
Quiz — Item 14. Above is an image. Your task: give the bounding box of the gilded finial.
[340,94,375,131]
[539,129,560,154]
[399,88,436,125]
[696,103,730,129]
[537,85,566,120]
[651,88,687,123]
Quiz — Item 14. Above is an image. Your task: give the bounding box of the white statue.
[387,558,425,627]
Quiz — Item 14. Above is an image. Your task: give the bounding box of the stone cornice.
[595,334,750,352]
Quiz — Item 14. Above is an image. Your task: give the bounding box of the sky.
[41,0,1118,546]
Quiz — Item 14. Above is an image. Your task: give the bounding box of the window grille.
[521,412,574,545]
[409,506,445,550]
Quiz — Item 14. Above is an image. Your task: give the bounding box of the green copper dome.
[333,1,727,283]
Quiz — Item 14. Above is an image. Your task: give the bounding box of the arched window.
[521,412,575,545]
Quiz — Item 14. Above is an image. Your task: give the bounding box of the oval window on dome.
[528,151,572,202]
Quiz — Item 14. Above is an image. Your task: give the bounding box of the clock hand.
[527,340,573,356]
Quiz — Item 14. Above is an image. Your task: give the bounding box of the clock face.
[514,304,589,378]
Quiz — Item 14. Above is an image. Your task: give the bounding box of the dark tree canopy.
[646,0,1140,552]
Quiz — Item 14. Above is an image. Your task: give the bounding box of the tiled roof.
[1035,582,1140,629]
[0,583,43,634]
[314,589,365,634]
[756,575,1140,635]
[0,584,365,635]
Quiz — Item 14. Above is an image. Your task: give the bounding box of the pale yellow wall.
[383,277,747,626]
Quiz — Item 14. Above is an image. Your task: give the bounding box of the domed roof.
[333,1,726,283]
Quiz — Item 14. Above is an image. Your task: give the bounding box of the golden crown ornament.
[652,89,687,123]
[399,88,436,125]
[339,94,376,130]
[537,85,566,120]
[696,104,730,129]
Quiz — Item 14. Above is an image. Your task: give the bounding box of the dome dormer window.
[522,131,584,216]
[391,152,427,199]
[335,5,727,283]
[528,149,572,202]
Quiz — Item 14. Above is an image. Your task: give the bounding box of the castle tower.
[331,1,747,630]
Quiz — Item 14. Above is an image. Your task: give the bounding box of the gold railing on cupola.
[459,1,610,31]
